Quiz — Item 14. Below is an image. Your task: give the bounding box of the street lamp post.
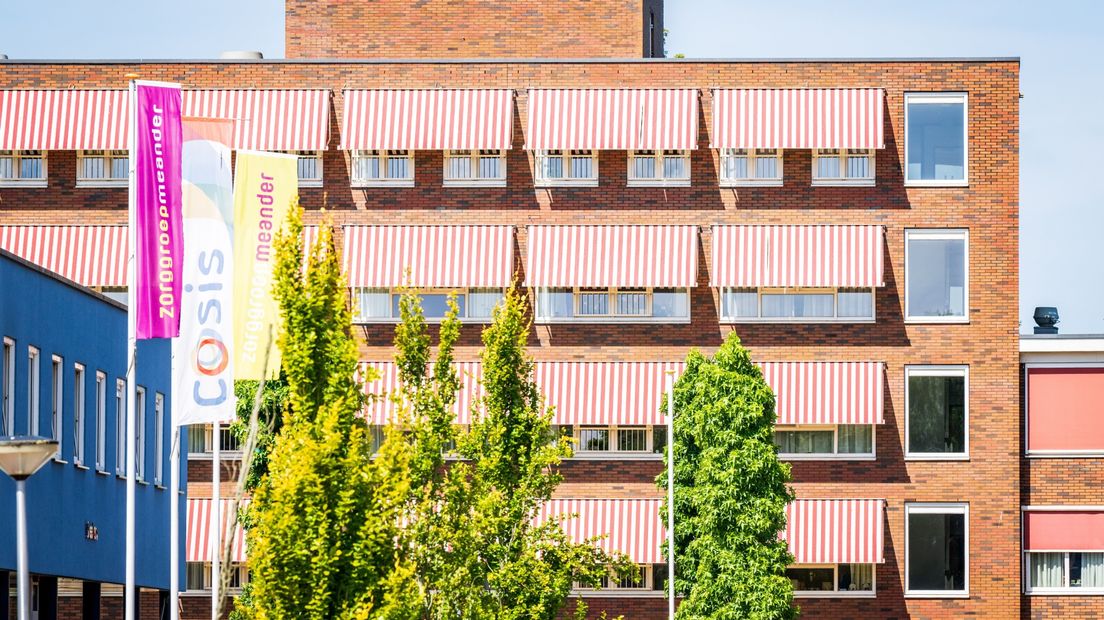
[0,436,59,620]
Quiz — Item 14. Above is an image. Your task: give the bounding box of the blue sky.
[3,0,1101,334]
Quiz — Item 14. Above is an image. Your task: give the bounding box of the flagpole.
[666,370,675,620]
[169,426,180,620]
[212,426,221,620]
[125,77,139,620]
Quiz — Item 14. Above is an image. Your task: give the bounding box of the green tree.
[659,333,796,620]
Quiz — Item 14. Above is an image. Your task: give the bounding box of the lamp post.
[0,436,59,620]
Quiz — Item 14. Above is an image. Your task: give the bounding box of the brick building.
[0,0,1023,617]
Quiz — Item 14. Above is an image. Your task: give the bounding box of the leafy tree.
[230,378,290,491]
[659,333,796,620]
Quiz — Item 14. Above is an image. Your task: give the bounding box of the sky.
[2,0,1101,334]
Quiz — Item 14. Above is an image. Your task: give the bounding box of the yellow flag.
[232,150,298,379]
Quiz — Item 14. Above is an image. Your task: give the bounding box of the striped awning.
[361,361,484,425]
[184,89,331,151]
[711,225,884,288]
[186,498,248,563]
[340,89,514,151]
[526,225,699,288]
[525,89,699,151]
[0,90,129,150]
[0,226,127,287]
[343,225,514,289]
[759,362,884,425]
[535,498,665,564]
[783,499,885,564]
[535,362,683,425]
[712,88,885,150]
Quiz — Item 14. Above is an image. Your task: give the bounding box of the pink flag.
[134,82,183,339]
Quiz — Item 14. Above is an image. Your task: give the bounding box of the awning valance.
[184,89,331,151]
[526,225,699,288]
[340,89,514,151]
[759,361,884,425]
[712,88,885,150]
[0,90,129,150]
[1024,510,1104,552]
[186,498,248,563]
[343,225,514,289]
[525,88,699,151]
[711,225,884,289]
[783,499,885,564]
[535,498,665,564]
[0,225,128,287]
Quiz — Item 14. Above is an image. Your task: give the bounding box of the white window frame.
[565,425,664,460]
[573,564,661,596]
[73,363,86,467]
[114,377,125,476]
[292,150,323,188]
[186,423,243,458]
[904,229,969,324]
[443,149,507,187]
[2,337,13,437]
[533,287,692,324]
[904,365,969,460]
[184,562,250,593]
[627,149,691,187]
[811,148,876,186]
[1024,362,1104,457]
[27,346,40,436]
[719,148,783,187]
[788,563,877,598]
[534,149,599,187]
[0,150,48,187]
[351,287,505,324]
[774,424,876,461]
[51,355,63,460]
[904,502,970,598]
[154,392,165,486]
[76,149,129,187]
[95,372,107,473]
[350,149,415,187]
[904,92,969,187]
[135,386,146,482]
[718,287,876,324]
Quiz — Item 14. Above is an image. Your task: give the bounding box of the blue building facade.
[0,250,184,617]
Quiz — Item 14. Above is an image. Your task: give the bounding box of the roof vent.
[0,54,8,60]
[219,51,263,60]
[1033,306,1059,335]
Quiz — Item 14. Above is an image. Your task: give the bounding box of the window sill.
[568,452,663,461]
[535,179,600,188]
[53,457,68,465]
[904,316,969,324]
[812,178,876,187]
[720,317,875,325]
[352,179,414,188]
[0,180,48,188]
[535,316,691,325]
[96,469,111,476]
[904,179,969,188]
[116,473,126,479]
[443,179,507,188]
[905,454,969,461]
[720,179,783,188]
[780,453,876,462]
[75,463,90,471]
[570,590,664,598]
[904,592,969,599]
[187,451,244,461]
[138,479,149,486]
[76,180,128,188]
[298,179,323,188]
[155,483,166,490]
[627,179,691,188]
[794,591,876,599]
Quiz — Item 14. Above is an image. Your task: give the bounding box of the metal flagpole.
[169,427,180,620]
[125,77,139,620]
[666,370,676,620]
[212,427,221,620]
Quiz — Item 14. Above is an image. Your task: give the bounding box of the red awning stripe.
[0,225,128,287]
[184,89,331,151]
[361,361,484,425]
[525,88,699,151]
[340,89,514,151]
[534,361,684,425]
[526,225,699,288]
[1024,510,1104,552]
[343,225,514,289]
[783,499,885,564]
[711,225,884,288]
[758,361,884,425]
[0,89,130,150]
[535,498,666,564]
[186,498,248,563]
[712,88,885,150]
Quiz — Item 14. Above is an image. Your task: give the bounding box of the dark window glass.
[786,567,835,591]
[391,293,464,319]
[907,511,966,591]
[908,373,966,454]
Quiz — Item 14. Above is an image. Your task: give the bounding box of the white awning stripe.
[535,498,666,564]
[758,361,884,425]
[361,361,484,425]
[534,361,684,425]
[186,498,248,563]
[783,499,885,564]
[343,225,514,289]
[340,89,514,151]
[712,88,885,150]
[525,88,699,151]
[710,225,884,288]
[0,89,130,150]
[526,225,699,288]
[0,225,128,287]
[184,89,331,151]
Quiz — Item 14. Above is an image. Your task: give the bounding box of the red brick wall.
[0,58,1020,618]
[284,0,655,59]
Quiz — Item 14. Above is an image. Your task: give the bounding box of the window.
[575,565,660,591]
[186,423,242,455]
[51,356,63,459]
[812,148,875,185]
[135,386,146,482]
[73,364,85,466]
[185,562,207,591]
[906,503,968,597]
[27,347,40,436]
[906,366,967,459]
[534,150,598,186]
[788,564,875,596]
[1025,366,1104,456]
[905,230,967,322]
[719,288,874,322]
[774,425,874,459]
[2,337,13,436]
[444,149,506,186]
[0,150,47,186]
[563,425,662,456]
[352,288,504,323]
[114,378,125,476]
[293,151,323,187]
[628,150,691,186]
[905,93,967,186]
[720,148,782,186]
[77,150,129,186]
[1027,552,1104,593]
[95,372,107,472]
[154,393,164,486]
[351,149,414,187]
[534,287,690,322]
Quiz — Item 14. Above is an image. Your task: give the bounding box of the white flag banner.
[172,118,237,426]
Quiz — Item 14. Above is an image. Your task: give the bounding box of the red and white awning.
[758,361,884,425]
[0,90,129,150]
[184,89,331,151]
[361,361,484,425]
[783,499,884,564]
[712,88,885,150]
[1024,509,1104,552]
[711,225,884,288]
[340,89,514,151]
[526,225,699,288]
[0,225,127,287]
[535,362,684,425]
[343,225,514,289]
[525,88,699,151]
[186,498,248,563]
[535,498,665,564]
